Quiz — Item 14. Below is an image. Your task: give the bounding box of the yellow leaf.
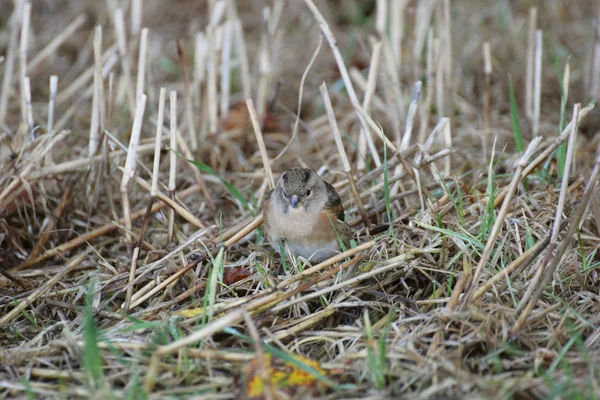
[174,308,204,318]
[239,352,330,399]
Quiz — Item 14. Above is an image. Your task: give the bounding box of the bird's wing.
[324,181,345,221]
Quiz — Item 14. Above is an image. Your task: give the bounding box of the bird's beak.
[290,195,300,208]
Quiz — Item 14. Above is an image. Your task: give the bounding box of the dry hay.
[1,1,600,399]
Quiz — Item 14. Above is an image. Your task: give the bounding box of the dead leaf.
[236,352,333,399]
[223,266,252,286]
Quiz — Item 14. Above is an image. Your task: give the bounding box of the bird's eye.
[306,189,312,197]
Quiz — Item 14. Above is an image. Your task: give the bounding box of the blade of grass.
[508,75,525,152]
[83,279,104,392]
[185,157,250,211]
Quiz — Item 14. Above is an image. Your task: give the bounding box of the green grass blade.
[83,280,104,391]
[508,75,525,152]
[203,247,225,324]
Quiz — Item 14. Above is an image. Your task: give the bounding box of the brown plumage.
[263,168,352,263]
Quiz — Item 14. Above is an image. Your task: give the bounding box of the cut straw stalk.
[113,8,136,117]
[319,82,371,228]
[23,76,33,132]
[401,81,422,152]
[0,0,23,125]
[177,39,198,151]
[461,137,542,308]
[220,20,233,119]
[131,0,142,35]
[357,40,383,171]
[532,30,542,136]
[93,25,106,134]
[124,88,167,312]
[120,94,147,246]
[304,0,380,166]
[47,75,57,131]
[418,30,434,145]
[89,26,102,157]
[193,32,206,108]
[483,41,492,157]
[168,91,177,242]
[233,19,251,99]
[19,1,31,124]
[136,28,149,110]
[246,99,274,189]
[254,7,272,127]
[207,25,218,135]
[525,7,537,119]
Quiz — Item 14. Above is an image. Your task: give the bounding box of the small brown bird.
[263,167,352,263]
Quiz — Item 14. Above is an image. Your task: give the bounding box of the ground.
[1,1,600,399]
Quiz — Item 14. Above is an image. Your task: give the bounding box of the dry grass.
[2,1,600,399]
